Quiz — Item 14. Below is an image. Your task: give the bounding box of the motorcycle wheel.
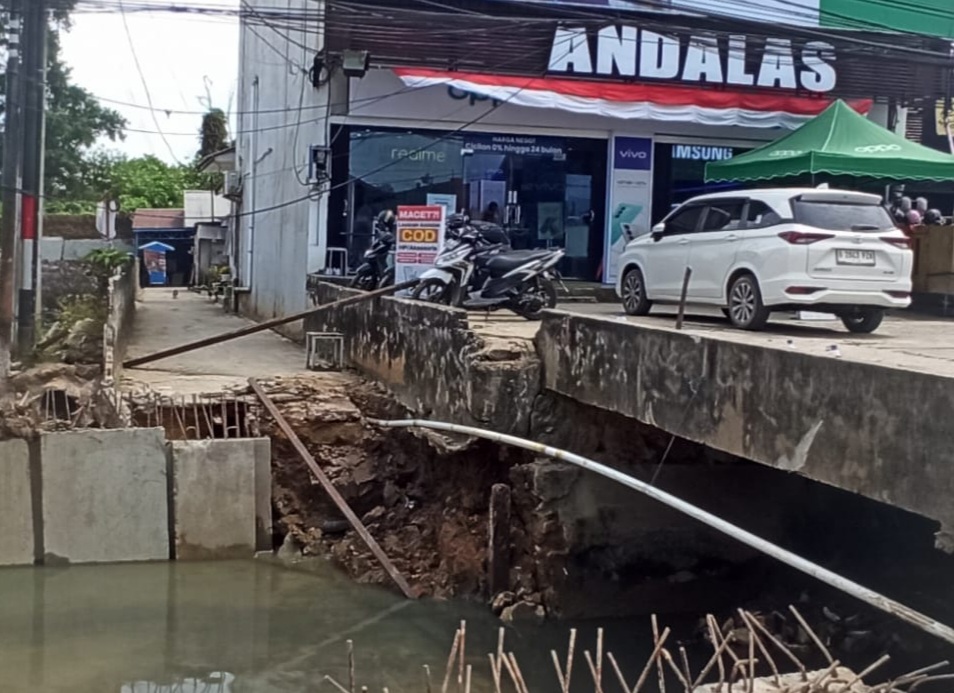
[349,271,377,291]
[411,278,451,305]
[513,277,558,320]
[377,268,395,289]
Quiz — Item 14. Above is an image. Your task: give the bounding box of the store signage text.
[673,145,734,161]
[548,27,837,93]
[447,86,502,108]
[391,148,446,163]
[463,134,566,158]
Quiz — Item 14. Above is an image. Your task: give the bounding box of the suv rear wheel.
[727,274,770,331]
[840,308,884,334]
[621,267,652,316]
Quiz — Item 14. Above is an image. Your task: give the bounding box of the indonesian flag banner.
[394,68,873,130]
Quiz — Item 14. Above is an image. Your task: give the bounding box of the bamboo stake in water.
[348,639,356,693]
[652,616,667,693]
[441,629,461,693]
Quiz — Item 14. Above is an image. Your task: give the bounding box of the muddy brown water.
[0,559,674,693]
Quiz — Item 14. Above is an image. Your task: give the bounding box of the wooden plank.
[248,378,416,599]
[488,483,511,596]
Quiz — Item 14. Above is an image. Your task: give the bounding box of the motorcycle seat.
[484,250,554,274]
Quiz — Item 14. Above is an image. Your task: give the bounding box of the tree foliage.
[0,9,224,214]
[56,152,210,213]
[43,30,127,205]
[199,108,229,159]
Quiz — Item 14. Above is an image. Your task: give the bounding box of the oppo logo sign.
[769,149,804,157]
[855,144,902,153]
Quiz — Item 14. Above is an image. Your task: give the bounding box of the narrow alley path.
[123,288,312,395]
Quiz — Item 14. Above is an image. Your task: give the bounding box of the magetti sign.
[548,27,837,93]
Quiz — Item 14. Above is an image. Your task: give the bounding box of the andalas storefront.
[324,0,951,283]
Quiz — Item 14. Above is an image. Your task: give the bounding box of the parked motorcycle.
[412,224,562,320]
[350,210,396,290]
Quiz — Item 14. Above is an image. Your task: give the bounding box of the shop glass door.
[461,134,606,280]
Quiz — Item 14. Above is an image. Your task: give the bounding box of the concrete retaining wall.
[41,429,170,564]
[535,311,954,546]
[0,440,36,566]
[40,238,135,263]
[1,429,271,566]
[103,262,137,385]
[306,283,541,435]
[172,439,272,560]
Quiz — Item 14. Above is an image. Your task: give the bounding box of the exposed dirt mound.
[254,376,538,601]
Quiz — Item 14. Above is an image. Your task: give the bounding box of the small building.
[131,208,192,287]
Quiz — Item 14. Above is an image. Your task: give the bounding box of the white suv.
[615,188,912,333]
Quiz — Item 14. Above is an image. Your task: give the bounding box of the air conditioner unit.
[224,171,243,201]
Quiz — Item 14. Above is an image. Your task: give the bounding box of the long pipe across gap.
[371,417,954,646]
[123,280,419,369]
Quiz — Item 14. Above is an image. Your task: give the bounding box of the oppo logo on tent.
[548,27,837,93]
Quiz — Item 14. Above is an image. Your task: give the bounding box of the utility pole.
[0,0,23,381]
[17,0,46,355]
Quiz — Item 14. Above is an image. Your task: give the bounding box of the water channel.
[0,559,667,693]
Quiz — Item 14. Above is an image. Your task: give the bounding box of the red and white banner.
[394,68,872,130]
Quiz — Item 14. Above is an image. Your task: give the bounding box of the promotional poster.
[395,206,447,289]
[604,136,653,285]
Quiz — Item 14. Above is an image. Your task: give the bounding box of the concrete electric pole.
[18,0,46,354]
[0,0,23,380]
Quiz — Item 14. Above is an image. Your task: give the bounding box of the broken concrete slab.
[172,439,270,560]
[41,429,169,564]
[0,440,35,565]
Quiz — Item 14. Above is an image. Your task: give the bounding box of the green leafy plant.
[84,247,132,294]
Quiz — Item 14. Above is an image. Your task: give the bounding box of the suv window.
[665,204,705,235]
[701,200,745,232]
[792,200,894,231]
[746,200,783,228]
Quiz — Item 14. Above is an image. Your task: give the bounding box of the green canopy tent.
[706,100,954,183]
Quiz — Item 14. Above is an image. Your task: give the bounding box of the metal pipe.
[123,279,417,369]
[370,417,954,647]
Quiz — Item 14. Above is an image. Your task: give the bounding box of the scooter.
[350,210,396,290]
[412,226,563,320]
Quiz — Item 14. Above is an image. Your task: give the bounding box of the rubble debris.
[0,363,120,439]
[245,375,541,602]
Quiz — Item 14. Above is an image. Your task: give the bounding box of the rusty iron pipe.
[370,417,954,647]
[124,279,418,369]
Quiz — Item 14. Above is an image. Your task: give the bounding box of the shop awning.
[394,68,872,130]
[706,100,954,182]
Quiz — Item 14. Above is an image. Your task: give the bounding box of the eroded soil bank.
[253,374,954,673]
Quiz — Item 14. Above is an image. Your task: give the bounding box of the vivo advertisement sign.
[614,136,653,171]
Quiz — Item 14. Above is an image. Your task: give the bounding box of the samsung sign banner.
[548,27,837,92]
[672,145,735,161]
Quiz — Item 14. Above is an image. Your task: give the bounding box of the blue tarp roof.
[139,241,175,252]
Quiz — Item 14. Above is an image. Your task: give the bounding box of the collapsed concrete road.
[308,283,954,553]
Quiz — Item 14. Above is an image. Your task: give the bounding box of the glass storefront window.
[332,126,607,280]
[651,142,752,223]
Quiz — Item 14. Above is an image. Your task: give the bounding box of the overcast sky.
[59,2,239,164]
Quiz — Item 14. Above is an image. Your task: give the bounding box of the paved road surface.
[124,288,313,395]
[469,301,954,378]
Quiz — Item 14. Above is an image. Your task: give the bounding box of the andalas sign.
[548,27,837,93]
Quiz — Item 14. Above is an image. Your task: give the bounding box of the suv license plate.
[836,249,875,266]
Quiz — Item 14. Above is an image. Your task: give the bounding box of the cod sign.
[395,205,446,288]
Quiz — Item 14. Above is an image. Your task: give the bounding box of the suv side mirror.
[651,222,665,242]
